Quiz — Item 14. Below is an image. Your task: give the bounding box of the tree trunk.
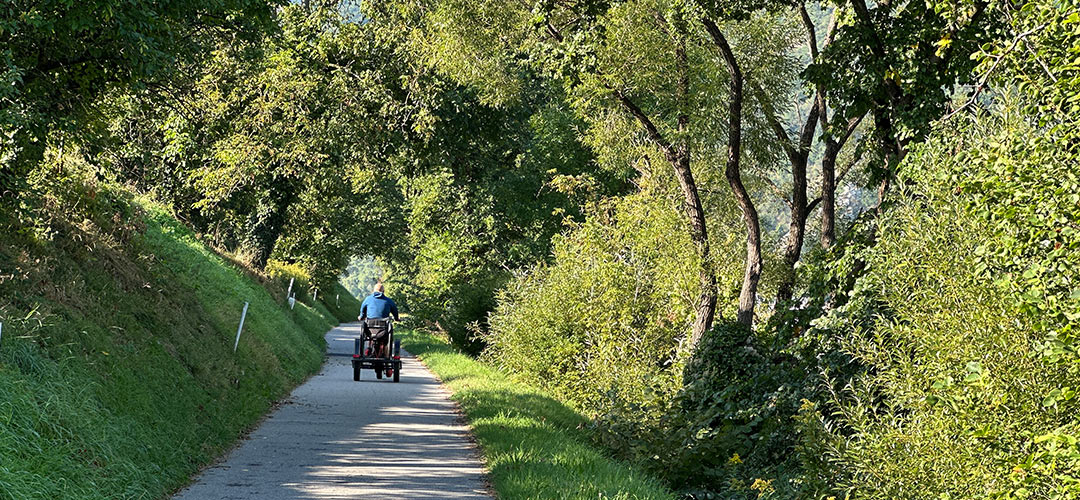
[704,18,761,328]
[758,4,823,305]
[777,171,807,304]
[674,29,717,347]
[872,108,903,212]
[614,88,717,342]
[674,151,718,345]
[610,21,717,347]
[770,105,817,305]
[820,140,839,249]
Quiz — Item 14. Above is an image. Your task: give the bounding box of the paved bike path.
[172,322,491,500]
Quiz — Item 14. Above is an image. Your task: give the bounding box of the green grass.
[399,330,676,500]
[0,198,338,500]
[318,282,363,323]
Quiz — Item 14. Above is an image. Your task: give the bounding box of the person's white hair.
[372,282,384,293]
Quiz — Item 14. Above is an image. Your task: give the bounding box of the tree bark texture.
[704,18,761,328]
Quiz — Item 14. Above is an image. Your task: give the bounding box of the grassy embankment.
[399,330,676,500]
[0,192,357,500]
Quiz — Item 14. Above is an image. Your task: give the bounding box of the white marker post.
[313,289,318,301]
[0,322,3,349]
[233,302,249,353]
[289,295,296,310]
[285,277,294,303]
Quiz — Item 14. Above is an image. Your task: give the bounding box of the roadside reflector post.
[0,322,4,350]
[289,296,296,310]
[234,302,249,353]
[286,277,294,303]
[313,289,318,301]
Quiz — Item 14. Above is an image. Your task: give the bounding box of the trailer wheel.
[393,339,402,382]
[352,363,360,381]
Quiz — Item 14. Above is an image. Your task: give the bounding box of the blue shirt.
[361,292,399,320]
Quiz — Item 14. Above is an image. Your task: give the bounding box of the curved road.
[172,323,491,500]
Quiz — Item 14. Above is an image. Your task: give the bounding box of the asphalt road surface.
[172,322,491,500]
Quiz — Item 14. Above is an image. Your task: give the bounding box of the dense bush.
[486,180,700,420]
[793,5,1080,496]
[807,95,1080,499]
[485,171,799,495]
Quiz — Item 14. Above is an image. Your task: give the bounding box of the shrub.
[485,172,788,496]
[813,96,1080,499]
[485,182,700,421]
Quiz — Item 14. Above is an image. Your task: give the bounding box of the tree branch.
[799,1,819,61]
[752,83,799,163]
[612,88,679,165]
[763,176,794,208]
[850,0,886,60]
[944,20,1051,120]
[838,112,864,146]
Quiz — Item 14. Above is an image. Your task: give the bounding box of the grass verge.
[0,192,337,500]
[399,329,676,500]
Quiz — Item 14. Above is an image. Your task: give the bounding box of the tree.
[424,0,799,335]
[0,0,278,212]
[805,0,999,202]
[107,1,421,275]
[752,3,865,302]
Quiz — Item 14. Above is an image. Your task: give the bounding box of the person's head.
[372,282,384,294]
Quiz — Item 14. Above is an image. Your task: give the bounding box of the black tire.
[352,363,360,381]
[392,340,401,382]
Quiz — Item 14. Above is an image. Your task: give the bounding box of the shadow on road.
[172,322,490,500]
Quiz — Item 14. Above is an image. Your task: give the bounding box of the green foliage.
[808,94,1080,498]
[804,0,1000,170]
[486,182,700,418]
[788,5,1080,497]
[103,1,410,277]
[484,169,797,496]
[399,329,677,500]
[10,1,1080,499]
[0,169,332,499]
[0,0,278,207]
[341,255,385,298]
[373,4,626,348]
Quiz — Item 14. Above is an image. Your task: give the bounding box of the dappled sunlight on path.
[172,323,490,500]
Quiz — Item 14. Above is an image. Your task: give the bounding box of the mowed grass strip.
[399,330,675,500]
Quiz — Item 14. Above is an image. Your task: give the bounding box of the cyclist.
[358,283,399,379]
